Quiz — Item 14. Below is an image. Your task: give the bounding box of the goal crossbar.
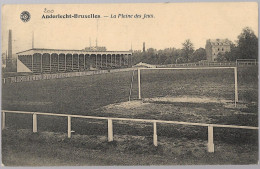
[137,67,238,106]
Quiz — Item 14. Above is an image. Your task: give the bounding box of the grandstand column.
[95,55,97,68]
[120,55,122,66]
[101,54,102,68]
[72,55,74,71]
[84,55,86,69]
[114,55,116,66]
[50,54,52,72]
[127,55,129,67]
[77,54,79,70]
[127,54,129,66]
[106,54,108,67]
[65,54,67,70]
[111,55,113,66]
[41,54,43,73]
[58,54,59,71]
[130,54,132,67]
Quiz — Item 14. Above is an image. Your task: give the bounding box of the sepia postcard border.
[0,0,259,169]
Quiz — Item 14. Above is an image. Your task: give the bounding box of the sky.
[1,2,258,55]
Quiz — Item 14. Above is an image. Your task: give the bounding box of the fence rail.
[2,68,136,84]
[157,61,258,68]
[2,61,257,84]
[2,110,258,153]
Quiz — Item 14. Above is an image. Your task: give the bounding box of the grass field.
[1,66,258,165]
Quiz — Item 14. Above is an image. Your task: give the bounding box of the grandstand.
[17,48,132,73]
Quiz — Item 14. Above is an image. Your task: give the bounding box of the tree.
[223,42,239,61]
[147,48,157,64]
[191,48,206,62]
[216,53,226,62]
[237,27,258,60]
[181,39,194,62]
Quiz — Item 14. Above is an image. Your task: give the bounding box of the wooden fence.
[2,61,257,84]
[2,110,258,153]
[2,68,136,84]
[158,61,258,68]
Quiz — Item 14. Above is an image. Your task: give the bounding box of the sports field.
[1,66,258,165]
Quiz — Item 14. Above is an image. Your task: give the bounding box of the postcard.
[1,2,258,166]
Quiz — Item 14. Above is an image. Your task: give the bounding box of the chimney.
[8,30,12,60]
[143,42,145,52]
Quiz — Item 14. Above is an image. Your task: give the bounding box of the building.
[16,48,132,73]
[205,39,231,61]
[84,46,107,51]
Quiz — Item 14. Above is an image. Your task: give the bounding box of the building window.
[222,48,224,51]
[218,48,220,51]
[214,53,215,55]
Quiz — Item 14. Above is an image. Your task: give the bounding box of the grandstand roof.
[17,48,132,55]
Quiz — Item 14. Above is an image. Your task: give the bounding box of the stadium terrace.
[16,48,132,73]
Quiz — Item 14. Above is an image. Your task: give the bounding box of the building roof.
[16,48,132,55]
[207,39,231,46]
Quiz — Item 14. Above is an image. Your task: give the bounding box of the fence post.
[153,121,158,146]
[33,113,37,133]
[234,67,238,106]
[108,119,113,142]
[208,125,214,153]
[2,111,5,130]
[68,116,71,138]
[138,68,141,99]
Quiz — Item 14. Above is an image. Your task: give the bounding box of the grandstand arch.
[58,53,66,72]
[32,53,42,73]
[65,53,73,71]
[42,53,51,73]
[79,54,85,70]
[102,54,107,68]
[72,54,79,71]
[50,53,59,72]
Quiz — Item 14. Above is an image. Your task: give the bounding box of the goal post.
[137,67,238,106]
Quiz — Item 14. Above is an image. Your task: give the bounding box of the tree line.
[132,27,258,65]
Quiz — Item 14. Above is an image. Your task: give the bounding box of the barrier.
[2,110,258,153]
[158,61,257,68]
[2,68,136,84]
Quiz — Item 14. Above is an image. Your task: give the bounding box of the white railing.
[158,61,257,68]
[236,59,257,66]
[2,68,136,84]
[2,110,258,153]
